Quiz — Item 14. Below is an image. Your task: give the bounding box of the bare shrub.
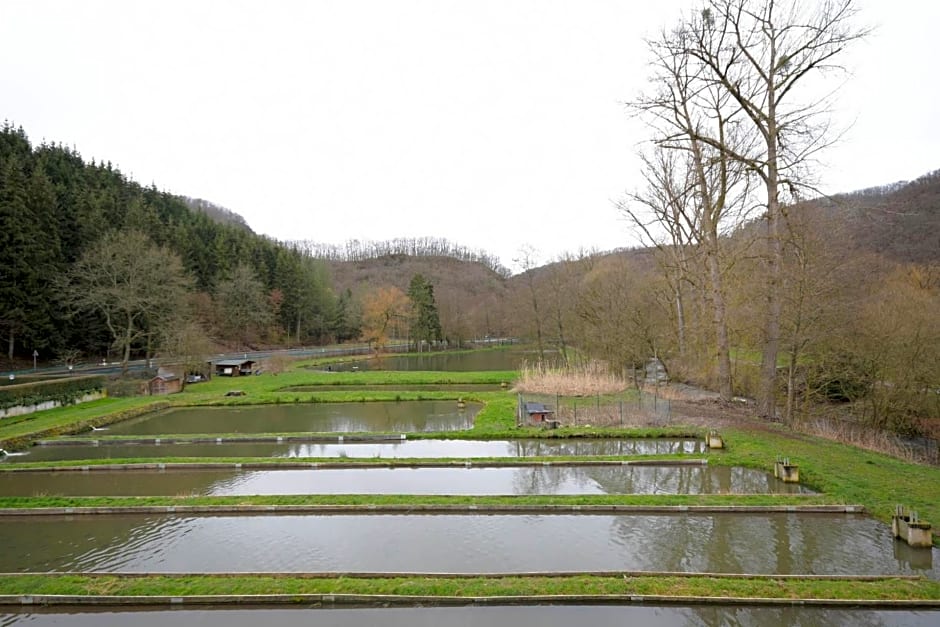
[796,416,934,464]
[263,353,294,375]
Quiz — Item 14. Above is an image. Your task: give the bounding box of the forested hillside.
[508,174,939,436]
[0,124,350,368]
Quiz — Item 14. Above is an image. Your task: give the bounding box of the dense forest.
[0,123,356,368]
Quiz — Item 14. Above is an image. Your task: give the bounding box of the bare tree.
[215,263,272,350]
[514,245,547,364]
[641,0,867,416]
[628,31,758,400]
[64,230,191,373]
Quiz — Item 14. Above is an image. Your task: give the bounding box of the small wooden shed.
[212,359,256,377]
[149,373,183,395]
[524,402,556,425]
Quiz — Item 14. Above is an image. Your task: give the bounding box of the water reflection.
[0,465,809,497]
[314,350,539,372]
[2,513,936,577]
[9,439,707,463]
[281,384,505,392]
[2,605,938,627]
[103,402,480,435]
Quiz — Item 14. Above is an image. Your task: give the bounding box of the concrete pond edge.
[2,592,939,609]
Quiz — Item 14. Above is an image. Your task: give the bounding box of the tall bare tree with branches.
[633,0,866,415]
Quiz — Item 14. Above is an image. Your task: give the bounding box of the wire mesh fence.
[517,388,672,428]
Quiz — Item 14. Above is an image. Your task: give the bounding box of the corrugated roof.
[214,359,255,367]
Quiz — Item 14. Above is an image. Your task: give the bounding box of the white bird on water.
[89,425,109,431]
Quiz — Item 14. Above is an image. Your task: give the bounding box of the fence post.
[620,400,623,426]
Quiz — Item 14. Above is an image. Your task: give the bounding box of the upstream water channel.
[3,605,939,627]
[9,438,708,462]
[0,464,810,496]
[2,512,937,576]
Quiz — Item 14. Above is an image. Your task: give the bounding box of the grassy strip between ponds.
[0,493,842,510]
[0,399,165,450]
[0,573,938,602]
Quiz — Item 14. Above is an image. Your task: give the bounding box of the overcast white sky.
[2,0,937,271]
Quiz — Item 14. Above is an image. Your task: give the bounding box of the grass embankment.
[0,573,937,602]
[0,398,163,450]
[712,428,940,536]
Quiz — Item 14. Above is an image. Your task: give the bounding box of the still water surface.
[104,402,480,435]
[282,383,505,391]
[0,465,808,497]
[3,513,935,577]
[318,349,543,372]
[9,438,707,462]
[2,605,937,627]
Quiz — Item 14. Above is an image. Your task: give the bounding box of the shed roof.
[524,402,553,414]
[214,359,255,367]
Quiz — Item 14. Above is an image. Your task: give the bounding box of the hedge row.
[0,375,106,412]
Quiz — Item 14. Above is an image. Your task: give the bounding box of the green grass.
[0,572,936,601]
[711,427,940,535]
[0,397,162,449]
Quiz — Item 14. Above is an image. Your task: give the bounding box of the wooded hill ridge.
[1,122,937,437]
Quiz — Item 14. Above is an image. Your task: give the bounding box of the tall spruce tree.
[407,274,443,350]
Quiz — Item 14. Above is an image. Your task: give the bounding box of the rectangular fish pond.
[9,438,708,462]
[100,402,482,435]
[309,349,538,372]
[0,465,811,497]
[2,512,936,577]
[3,605,938,627]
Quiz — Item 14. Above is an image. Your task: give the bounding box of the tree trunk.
[785,352,798,424]
[758,142,782,419]
[705,247,733,401]
[7,329,13,361]
[674,282,686,358]
[554,309,569,368]
[122,318,133,374]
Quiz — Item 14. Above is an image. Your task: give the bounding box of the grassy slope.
[0,573,937,601]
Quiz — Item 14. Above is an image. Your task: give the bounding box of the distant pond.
[315,349,550,372]
[102,402,481,435]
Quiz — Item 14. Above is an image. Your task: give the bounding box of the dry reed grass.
[796,416,936,464]
[513,360,628,396]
